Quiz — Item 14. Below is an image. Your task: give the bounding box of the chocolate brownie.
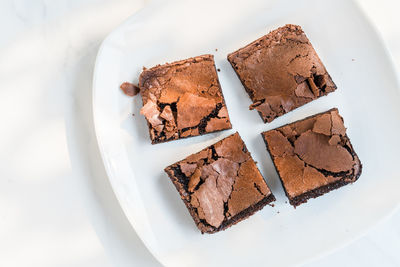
[262,108,362,207]
[164,132,275,234]
[139,54,232,144]
[227,24,337,123]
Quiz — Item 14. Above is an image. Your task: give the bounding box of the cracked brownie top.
[228,24,337,123]
[139,54,232,144]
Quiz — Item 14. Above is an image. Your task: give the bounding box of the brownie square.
[164,132,275,234]
[139,54,232,144]
[227,24,337,123]
[261,108,362,207]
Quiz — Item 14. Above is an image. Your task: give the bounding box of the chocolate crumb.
[120,82,140,97]
[217,68,221,72]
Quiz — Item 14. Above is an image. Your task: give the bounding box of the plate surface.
[92,0,400,266]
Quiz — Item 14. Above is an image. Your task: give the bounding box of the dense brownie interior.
[165,132,275,233]
[228,24,337,123]
[262,108,362,207]
[139,54,232,144]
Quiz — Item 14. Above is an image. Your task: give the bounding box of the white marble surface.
[0,0,399,266]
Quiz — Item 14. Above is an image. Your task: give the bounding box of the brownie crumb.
[217,68,221,72]
[120,82,140,97]
[215,48,218,51]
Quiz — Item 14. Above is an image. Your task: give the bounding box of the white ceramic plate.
[92,0,400,266]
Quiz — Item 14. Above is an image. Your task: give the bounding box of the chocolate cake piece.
[139,54,232,144]
[261,108,362,207]
[164,132,275,234]
[227,24,337,123]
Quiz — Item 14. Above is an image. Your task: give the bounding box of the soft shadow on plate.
[65,43,161,266]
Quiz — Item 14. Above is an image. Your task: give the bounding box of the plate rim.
[91,0,166,265]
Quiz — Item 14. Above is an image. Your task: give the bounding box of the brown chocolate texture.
[228,24,337,123]
[262,108,362,207]
[120,82,140,97]
[164,132,275,234]
[139,55,232,144]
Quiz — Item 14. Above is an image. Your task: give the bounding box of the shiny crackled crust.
[262,108,362,207]
[164,132,275,234]
[139,54,232,144]
[228,24,337,123]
